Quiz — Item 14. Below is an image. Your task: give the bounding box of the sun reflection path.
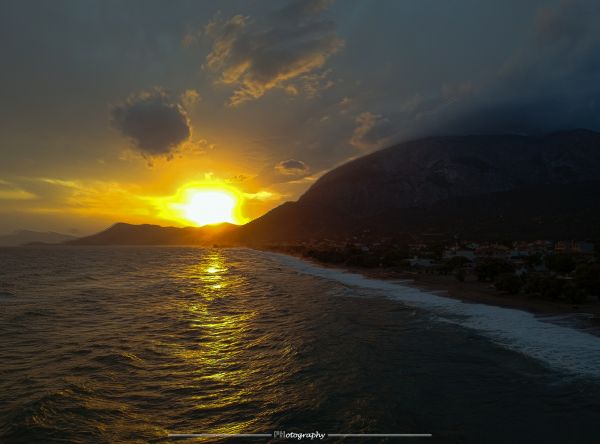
[169,249,271,436]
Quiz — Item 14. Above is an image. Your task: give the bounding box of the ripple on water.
[0,247,599,444]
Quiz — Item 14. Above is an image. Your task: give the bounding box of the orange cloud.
[205,2,343,106]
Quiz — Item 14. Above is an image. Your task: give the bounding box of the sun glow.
[183,190,237,226]
[165,183,246,226]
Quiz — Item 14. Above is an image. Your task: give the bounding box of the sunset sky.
[1,0,599,234]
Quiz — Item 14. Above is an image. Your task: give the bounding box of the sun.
[157,182,247,227]
[182,189,238,226]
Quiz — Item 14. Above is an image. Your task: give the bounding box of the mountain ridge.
[63,129,600,246]
[0,230,78,246]
[66,222,237,246]
[236,129,600,243]
[299,129,600,211]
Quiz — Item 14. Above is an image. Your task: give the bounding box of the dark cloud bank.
[111,89,191,157]
[405,0,600,139]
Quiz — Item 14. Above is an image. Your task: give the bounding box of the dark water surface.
[0,247,599,443]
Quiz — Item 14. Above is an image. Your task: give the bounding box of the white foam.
[266,252,600,379]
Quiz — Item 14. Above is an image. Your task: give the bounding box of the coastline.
[356,266,600,317]
[267,249,600,319]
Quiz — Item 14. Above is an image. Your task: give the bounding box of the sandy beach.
[279,251,600,318]
[361,267,600,316]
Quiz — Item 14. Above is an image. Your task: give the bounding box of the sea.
[0,247,599,443]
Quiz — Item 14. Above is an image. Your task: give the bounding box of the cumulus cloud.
[111,88,191,157]
[337,96,355,114]
[205,0,344,106]
[276,159,309,175]
[350,112,396,151]
[300,69,335,98]
[181,89,201,108]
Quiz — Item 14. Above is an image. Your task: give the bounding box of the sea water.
[0,247,599,443]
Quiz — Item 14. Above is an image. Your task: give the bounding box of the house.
[575,242,594,255]
[408,243,428,253]
[409,256,436,268]
[443,249,476,261]
[475,244,510,260]
[555,241,595,255]
[510,249,530,259]
[515,266,529,276]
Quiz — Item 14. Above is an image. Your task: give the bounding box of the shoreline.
[7,244,599,319]
[361,267,600,318]
[269,249,600,319]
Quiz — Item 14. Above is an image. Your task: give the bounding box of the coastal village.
[271,238,600,307]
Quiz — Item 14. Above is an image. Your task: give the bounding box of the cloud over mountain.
[424,0,600,137]
[350,112,396,151]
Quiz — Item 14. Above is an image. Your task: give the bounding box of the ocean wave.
[267,252,600,379]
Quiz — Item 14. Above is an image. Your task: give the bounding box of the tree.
[545,254,576,274]
[475,258,514,282]
[495,273,522,295]
[562,284,587,304]
[454,268,467,282]
[537,276,565,300]
[445,256,471,271]
[307,249,345,264]
[524,253,543,268]
[345,253,379,268]
[575,264,600,297]
[380,248,409,267]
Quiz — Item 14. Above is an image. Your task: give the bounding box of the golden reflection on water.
[169,249,266,438]
[181,250,232,300]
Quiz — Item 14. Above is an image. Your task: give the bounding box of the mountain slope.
[0,230,78,246]
[301,129,600,211]
[66,222,237,245]
[237,130,600,243]
[62,130,600,246]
